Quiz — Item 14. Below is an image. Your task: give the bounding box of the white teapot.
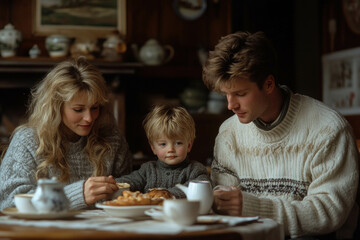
[31,177,69,213]
[176,180,213,215]
[132,39,174,65]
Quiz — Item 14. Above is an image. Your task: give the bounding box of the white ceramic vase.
[0,23,22,58]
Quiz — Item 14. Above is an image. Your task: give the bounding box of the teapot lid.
[38,177,61,185]
[4,23,15,30]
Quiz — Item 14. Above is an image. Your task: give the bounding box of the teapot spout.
[175,183,188,195]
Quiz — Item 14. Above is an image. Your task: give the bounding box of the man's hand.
[213,186,243,216]
[84,176,118,205]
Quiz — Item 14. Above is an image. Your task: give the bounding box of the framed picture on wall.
[32,0,126,38]
[322,47,360,115]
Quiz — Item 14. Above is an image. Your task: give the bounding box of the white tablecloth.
[0,210,284,240]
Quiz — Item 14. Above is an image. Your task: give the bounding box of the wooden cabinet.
[0,0,233,165]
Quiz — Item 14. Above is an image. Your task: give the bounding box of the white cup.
[113,182,130,199]
[163,199,200,226]
[14,193,37,213]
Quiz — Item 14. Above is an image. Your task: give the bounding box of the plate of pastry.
[96,189,173,218]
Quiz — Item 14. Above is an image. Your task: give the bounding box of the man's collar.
[253,86,291,131]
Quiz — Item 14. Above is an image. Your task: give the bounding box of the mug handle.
[163,45,174,64]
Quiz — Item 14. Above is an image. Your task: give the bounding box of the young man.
[203,31,359,239]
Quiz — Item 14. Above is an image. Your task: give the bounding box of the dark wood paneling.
[0,0,232,66]
[321,0,360,54]
[0,0,233,164]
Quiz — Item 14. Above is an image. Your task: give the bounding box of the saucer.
[95,203,155,218]
[145,207,259,226]
[144,207,164,221]
[1,207,79,220]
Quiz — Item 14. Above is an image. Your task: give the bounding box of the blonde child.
[116,104,209,198]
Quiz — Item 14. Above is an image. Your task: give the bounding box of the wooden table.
[0,210,283,240]
[0,225,241,240]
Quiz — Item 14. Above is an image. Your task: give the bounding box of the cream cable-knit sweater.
[0,127,132,211]
[211,92,359,238]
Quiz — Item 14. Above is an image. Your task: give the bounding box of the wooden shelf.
[0,57,143,75]
[0,57,202,78]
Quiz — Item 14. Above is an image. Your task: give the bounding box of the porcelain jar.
[29,44,41,58]
[0,23,22,58]
[101,34,127,61]
[31,177,69,213]
[138,39,174,65]
[45,34,70,58]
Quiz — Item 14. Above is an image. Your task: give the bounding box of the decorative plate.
[95,203,154,218]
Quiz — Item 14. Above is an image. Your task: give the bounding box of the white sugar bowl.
[31,177,69,213]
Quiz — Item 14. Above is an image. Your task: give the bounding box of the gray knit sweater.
[0,127,132,210]
[116,158,210,198]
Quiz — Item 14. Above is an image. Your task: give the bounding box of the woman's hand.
[213,186,243,216]
[83,176,118,205]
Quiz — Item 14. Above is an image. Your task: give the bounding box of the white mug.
[14,193,36,213]
[163,199,200,226]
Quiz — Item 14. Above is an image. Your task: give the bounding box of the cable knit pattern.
[0,127,132,211]
[211,93,359,238]
[116,158,210,198]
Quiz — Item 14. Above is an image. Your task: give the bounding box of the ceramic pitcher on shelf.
[0,23,22,58]
[31,177,69,213]
[131,38,174,66]
[176,180,213,215]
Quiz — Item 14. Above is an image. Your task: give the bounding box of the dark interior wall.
[294,0,321,99]
[231,0,295,92]
[0,0,359,145]
[231,0,321,100]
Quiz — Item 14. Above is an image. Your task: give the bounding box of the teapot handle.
[163,45,174,64]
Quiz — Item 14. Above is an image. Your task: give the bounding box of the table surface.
[0,210,283,240]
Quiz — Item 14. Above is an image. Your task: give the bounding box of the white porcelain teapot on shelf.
[131,38,174,66]
[176,180,213,215]
[31,177,69,213]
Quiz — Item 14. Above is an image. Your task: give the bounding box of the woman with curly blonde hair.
[0,57,132,210]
